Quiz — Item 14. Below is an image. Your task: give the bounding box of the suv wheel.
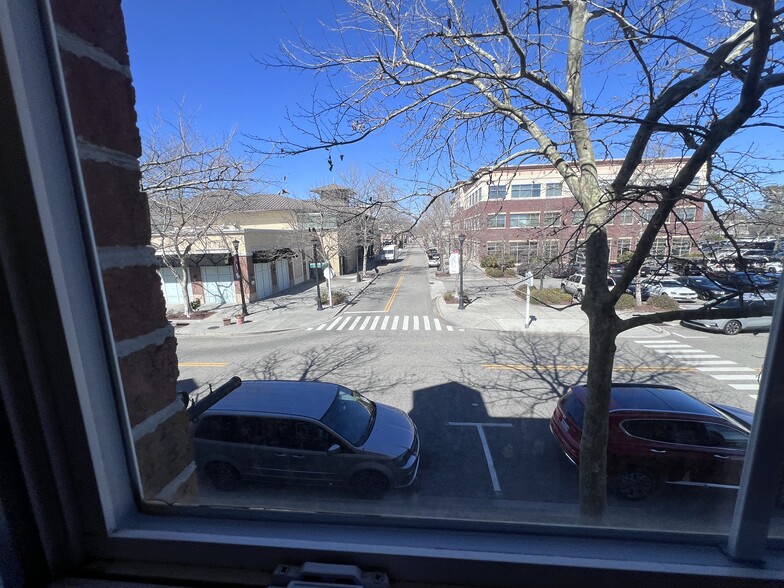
[351,470,390,499]
[560,284,567,293]
[205,461,241,491]
[574,290,583,302]
[615,468,656,500]
[723,320,742,336]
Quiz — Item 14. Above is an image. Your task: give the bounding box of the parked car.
[643,278,699,303]
[427,255,441,268]
[192,379,420,497]
[560,274,616,301]
[625,280,651,301]
[717,271,778,292]
[608,262,626,277]
[674,275,734,300]
[680,292,776,335]
[550,383,766,500]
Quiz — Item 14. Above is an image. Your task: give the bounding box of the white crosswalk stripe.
[640,340,759,396]
[308,315,463,334]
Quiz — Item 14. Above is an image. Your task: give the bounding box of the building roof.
[228,193,308,212]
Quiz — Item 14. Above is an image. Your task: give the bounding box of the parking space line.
[448,422,513,496]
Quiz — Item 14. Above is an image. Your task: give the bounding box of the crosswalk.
[635,340,760,400]
[307,314,464,333]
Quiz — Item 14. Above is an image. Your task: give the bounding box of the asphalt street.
[174,246,777,533]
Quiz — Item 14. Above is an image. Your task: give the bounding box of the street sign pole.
[524,271,533,329]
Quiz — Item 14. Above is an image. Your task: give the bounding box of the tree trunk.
[362,244,367,274]
[180,266,192,318]
[635,280,642,306]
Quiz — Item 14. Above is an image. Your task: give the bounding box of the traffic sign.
[308,262,327,269]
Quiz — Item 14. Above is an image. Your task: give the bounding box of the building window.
[509,212,540,228]
[510,183,541,198]
[677,207,697,222]
[488,185,506,200]
[640,208,655,223]
[572,210,585,225]
[543,211,561,227]
[651,237,668,257]
[672,236,692,256]
[486,241,505,255]
[605,206,615,225]
[466,187,483,207]
[542,239,560,261]
[509,241,538,264]
[487,214,506,228]
[619,209,635,225]
[616,237,633,259]
[545,182,563,197]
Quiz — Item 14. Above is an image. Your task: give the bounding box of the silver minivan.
[191,379,420,497]
[681,292,776,335]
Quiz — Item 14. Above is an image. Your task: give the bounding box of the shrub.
[519,287,572,305]
[485,267,504,278]
[647,294,680,310]
[615,293,636,310]
[443,291,455,301]
[480,254,501,268]
[500,254,517,269]
[503,267,517,277]
[320,290,349,304]
[190,298,201,311]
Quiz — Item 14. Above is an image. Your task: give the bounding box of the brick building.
[452,159,706,268]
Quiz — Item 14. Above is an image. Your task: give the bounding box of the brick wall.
[50,0,194,499]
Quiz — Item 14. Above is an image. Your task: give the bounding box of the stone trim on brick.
[77,140,140,171]
[114,325,174,359]
[98,246,158,271]
[55,25,132,77]
[132,398,183,442]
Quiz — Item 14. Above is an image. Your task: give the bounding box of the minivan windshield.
[320,386,376,446]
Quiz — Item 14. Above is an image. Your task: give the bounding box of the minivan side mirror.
[327,443,342,456]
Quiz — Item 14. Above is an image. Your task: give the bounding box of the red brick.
[59,52,141,157]
[102,266,169,342]
[135,411,193,497]
[80,160,151,247]
[119,337,179,427]
[51,0,130,65]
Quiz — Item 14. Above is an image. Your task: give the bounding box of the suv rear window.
[561,393,585,427]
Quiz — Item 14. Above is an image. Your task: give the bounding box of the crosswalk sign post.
[524,271,534,329]
[324,264,336,307]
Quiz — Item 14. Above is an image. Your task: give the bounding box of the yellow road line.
[383,255,414,312]
[482,364,696,372]
[178,362,228,367]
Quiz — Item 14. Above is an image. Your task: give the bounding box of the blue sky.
[122,1,783,204]
[122,1,406,199]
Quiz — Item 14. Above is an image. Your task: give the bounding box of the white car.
[644,278,698,302]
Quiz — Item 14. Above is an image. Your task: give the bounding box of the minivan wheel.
[723,320,742,336]
[560,284,567,293]
[574,290,583,302]
[615,469,656,500]
[205,461,241,491]
[351,470,390,499]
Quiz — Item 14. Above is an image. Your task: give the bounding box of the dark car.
[608,263,626,277]
[192,380,420,497]
[717,271,778,292]
[625,280,651,301]
[550,383,764,500]
[674,275,734,300]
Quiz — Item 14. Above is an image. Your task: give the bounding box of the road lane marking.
[178,362,228,367]
[344,310,386,313]
[381,316,389,330]
[336,317,352,331]
[402,316,409,330]
[316,323,327,331]
[447,325,454,331]
[424,316,431,331]
[413,316,419,330]
[749,394,758,399]
[348,316,362,330]
[383,255,414,312]
[665,353,721,358]
[712,375,759,381]
[482,364,697,372]
[392,316,399,330]
[681,360,736,365]
[634,340,679,344]
[434,318,442,331]
[670,332,708,339]
[695,367,755,372]
[370,316,380,330]
[731,384,760,390]
[448,422,513,497]
[360,316,372,330]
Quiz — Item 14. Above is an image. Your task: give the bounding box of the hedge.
[516,287,573,305]
[485,267,504,278]
[647,294,680,310]
[320,290,349,304]
[615,293,636,310]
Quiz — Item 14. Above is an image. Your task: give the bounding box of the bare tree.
[142,104,259,316]
[261,1,784,521]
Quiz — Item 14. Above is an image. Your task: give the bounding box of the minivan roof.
[205,380,339,419]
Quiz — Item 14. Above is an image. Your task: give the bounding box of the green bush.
[519,287,572,305]
[485,267,504,278]
[615,293,636,310]
[190,298,201,311]
[480,255,500,268]
[443,291,455,301]
[500,254,517,269]
[503,267,517,277]
[320,290,349,304]
[647,294,680,310]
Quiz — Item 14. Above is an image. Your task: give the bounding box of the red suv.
[550,383,756,500]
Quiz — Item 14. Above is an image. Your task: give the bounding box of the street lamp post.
[458,233,466,310]
[310,230,324,311]
[232,239,248,316]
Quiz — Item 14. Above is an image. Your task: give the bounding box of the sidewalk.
[172,271,379,337]
[432,262,666,338]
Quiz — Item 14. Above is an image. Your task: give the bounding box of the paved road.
[173,247,776,532]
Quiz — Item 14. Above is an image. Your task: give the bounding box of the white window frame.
[487,213,506,228]
[487,184,506,200]
[509,212,540,228]
[510,183,541,199]
[4,1,784,585]
[545,182,563,197]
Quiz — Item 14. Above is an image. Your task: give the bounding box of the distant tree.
[142,104,258,316]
